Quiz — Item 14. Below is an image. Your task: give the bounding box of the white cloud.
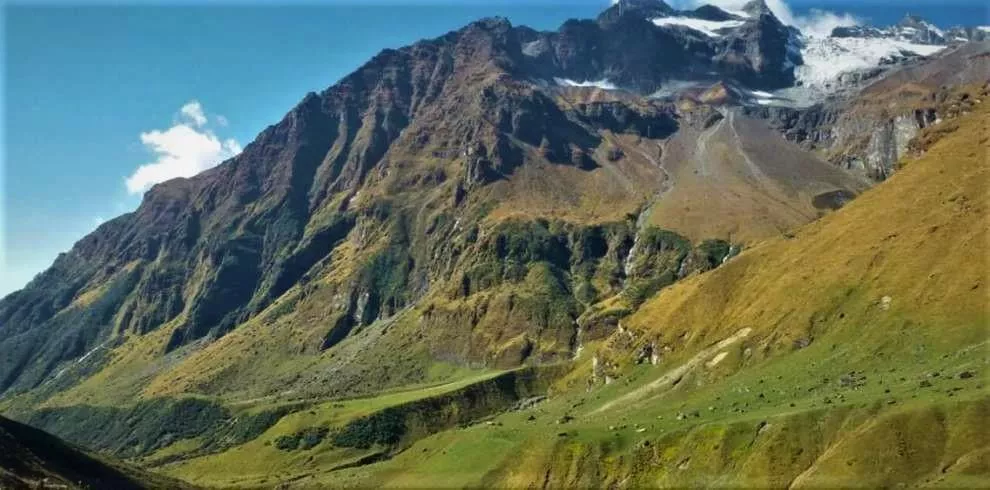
[179,100,208,127]
[125,101,241,194]
[214,114,229,127]
[797,8,860,38]
[670,0,859,35]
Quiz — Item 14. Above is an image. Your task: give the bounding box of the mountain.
[0,6,866,408]
[593,0,802,89]
[0,415,184,489]
[946,25,990,44]
[1,2,988,488]
[832,14,989,46]
[151,77,990,489]
[832,14,948,45]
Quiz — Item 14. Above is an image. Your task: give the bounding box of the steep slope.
[639,106,865,242]
[531,80,988,489]
[199,71,989,490]
[0,415,183,489]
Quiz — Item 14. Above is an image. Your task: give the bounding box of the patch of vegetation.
[26,397,296,459]
[622,272,678,308]
[693,239,733,271]
[28,398,226,458]
[205,405,299,450]
[274,426,329,451]
[332,408,406,449]
[274,433,301,451]
[358,245,414,324]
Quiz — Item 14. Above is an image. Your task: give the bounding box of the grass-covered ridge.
[153,366,565,487]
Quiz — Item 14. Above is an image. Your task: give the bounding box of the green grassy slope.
[171,81,990,489]
[155,366,564,488]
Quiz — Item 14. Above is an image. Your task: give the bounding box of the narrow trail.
[594,134,639,195]
[591,327,753,414]
[726,110,816,222]
[727,110,773,190]
[50,341,108,382]
[695,111,727,177]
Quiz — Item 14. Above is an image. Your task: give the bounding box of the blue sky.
[1,0,985,297]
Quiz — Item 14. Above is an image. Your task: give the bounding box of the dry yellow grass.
[624,100,989,365]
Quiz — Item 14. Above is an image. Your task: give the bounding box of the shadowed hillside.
[0,416,186,489]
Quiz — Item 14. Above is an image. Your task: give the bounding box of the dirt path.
[632,142,674,199]
[726,110,816,222]
[727,110,773,189]
[696,112,727,177]
[591,327,753,414]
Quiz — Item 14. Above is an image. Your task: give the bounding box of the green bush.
[273,426,329,452]
[298,426,329,450]
[274,434,300,451]
[332,408,406,449]
[695,239,733,270]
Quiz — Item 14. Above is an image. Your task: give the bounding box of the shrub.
[332,408,406,449]
[298,427,329,450]
[274,434,300,451]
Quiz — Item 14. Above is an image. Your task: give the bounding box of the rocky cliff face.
[743,41,990,180]
[521,0,801,92]
[832,14,948,45]
[711,1,801,88]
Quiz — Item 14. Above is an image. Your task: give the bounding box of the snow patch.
[522,40,543,57]
[651,17,744,37]
[746,88,788,107]
[554,77,618,90]
[796,36,946,91]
